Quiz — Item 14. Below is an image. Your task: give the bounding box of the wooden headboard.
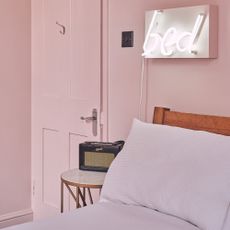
[153,107,230,136]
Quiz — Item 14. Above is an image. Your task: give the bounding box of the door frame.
[100,0,109,142]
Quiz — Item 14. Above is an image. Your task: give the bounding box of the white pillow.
[101,119,230,230]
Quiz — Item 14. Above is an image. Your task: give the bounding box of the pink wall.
[108,0,155,140]
[108,0,230,140]
[0,0,31,222]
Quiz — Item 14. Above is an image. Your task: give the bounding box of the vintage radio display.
[84,151,115,168]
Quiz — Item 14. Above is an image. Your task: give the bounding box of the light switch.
[121,31,134,48]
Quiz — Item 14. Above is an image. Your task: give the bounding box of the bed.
[5,107,230,230]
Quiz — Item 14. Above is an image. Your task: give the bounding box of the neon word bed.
[142,5,218,58]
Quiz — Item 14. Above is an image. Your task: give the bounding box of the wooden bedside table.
[60,168,106,213]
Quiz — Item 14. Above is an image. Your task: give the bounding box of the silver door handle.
[80,109,97,136]
[80,116,96,122]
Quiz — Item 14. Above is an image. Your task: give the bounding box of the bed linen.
[101,119,230,230]
[222,205,230,230]
[5,202,199,230]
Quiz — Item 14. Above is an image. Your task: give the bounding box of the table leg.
[83,188,86,206]
[77,188,86,206]
[87,188,93,204]
[83,187,86,200]
[76,187,80,208]
[61,180,64,213]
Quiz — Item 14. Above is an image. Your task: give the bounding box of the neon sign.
[142,5,218,58]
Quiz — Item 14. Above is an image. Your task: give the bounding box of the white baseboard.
[0,209,33,229]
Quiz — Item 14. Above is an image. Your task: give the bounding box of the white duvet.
[5,119,230,230]
[5,202,199,230]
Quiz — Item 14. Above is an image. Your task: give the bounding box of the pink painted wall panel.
[0,0,31,216]
[108,0,156,140]
[108,0,230,140]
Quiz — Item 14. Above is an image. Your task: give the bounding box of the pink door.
[32,0,102,218]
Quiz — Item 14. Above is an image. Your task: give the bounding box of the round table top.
[61,168,106,188]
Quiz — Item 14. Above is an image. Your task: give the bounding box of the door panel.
[70,0,101,102]
[69,133,87,169]
[32,0,102,219]
[42,0,70,98]
[42,129,62,209]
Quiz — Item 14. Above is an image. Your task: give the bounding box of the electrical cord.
[138,57,146,120]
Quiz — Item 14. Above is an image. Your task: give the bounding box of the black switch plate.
[121,31,134,48]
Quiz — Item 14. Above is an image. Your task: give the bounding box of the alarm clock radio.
[79,141,125,172]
